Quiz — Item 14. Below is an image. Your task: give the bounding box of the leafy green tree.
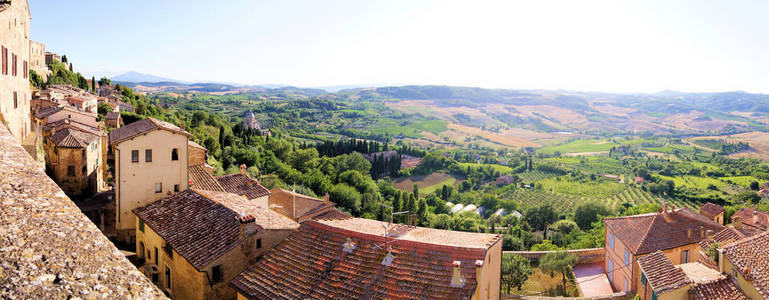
[552,220,578,235]
[413,183,419,198]
[574,201,611,230]
[530,240,560,251]
[98,77,111,86]
[539,251,578,296]
[333,152,371,174]
[501,254,532,293]
[523,203,557,231]
[706,242,721,263]
[91,76,96,91]
[503,235,524,251]
[329,183,362,215]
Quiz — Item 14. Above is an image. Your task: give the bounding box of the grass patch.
[538,139,616,154]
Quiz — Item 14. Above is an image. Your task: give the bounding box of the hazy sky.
[30,0,769,93]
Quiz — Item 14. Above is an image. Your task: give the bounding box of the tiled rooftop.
[216,173,270,200]
[604,208,723,254]
[677,262,724,283]
[698,227,745,250]
[268,188,335,221]
[699,202,725,217]
[636,251,690,295]
[689,278,749,300]
[0,124,164,298]
[314,216,501,250]
[108,117,190,145]
[230,219,497,299]
[133,189,298,270]
[731,207,769,235]
[49,127,99,148]
[720,230,769,298]
[188,164,225,192]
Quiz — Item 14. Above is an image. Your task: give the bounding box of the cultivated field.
[392,172,462,195]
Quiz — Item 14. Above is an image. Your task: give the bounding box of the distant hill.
[112,71,183,84]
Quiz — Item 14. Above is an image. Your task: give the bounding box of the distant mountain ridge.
[111,71,183,84]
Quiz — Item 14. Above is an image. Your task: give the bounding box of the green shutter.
[651,291,657,300]
[641,273,646,285]
[139,219,145,232]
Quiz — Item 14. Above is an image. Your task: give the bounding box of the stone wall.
[29,40,48,81]
[0,123,165,298]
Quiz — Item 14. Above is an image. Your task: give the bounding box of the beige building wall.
[135,216,294,299]
[721,258,763,300]
[474,239,502,300]
[115,130,189,242]
[0,0,32,142]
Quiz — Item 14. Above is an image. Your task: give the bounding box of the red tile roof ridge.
[305,219,499,257]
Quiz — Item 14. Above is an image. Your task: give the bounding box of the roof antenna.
[373,202,408,251]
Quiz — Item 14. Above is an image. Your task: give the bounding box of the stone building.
[231,216,503,300]
[133,189,299,299]
[43,124,104,197]
[29,39,48,80]
[699,202,725,225]
[109,117,192,243]
[44,51,60,64]
[105,111,121,129]
[0,0,32,142]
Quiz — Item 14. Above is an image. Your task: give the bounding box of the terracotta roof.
[45,118,103,136]
[677,262,724,283]
[689,278,749,300]
[216,173,270,200]
[230,218,498,299]
[699,202,725,217]
[34,105,62,119]
[133,189,298,270]
[108,117,190,145]
[105,111,120,120]
[731,207,769,234]
[637,251,690,295]
[699,227,745,250]
[604,208,724,255]
[315,217,501,249]
[720,230,769,298]
[268,188,335,222]
[188,164,225,192]
[48,127,99,148]
[188,140,206,150]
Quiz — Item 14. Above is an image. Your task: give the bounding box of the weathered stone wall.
[188,142,207,166]
[0,123,165,298]
[0,1,32,142]
[29,40,47,81]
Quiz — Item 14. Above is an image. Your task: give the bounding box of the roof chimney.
[699,226,705,239]
[450,261,466,287]
[292,189,296,220]
[324,192,330,203]
[475,260,484,292]
[343,237,356,253]
[734,216,743,230]
[240,164,247,175]
[381,247,395,266]
[705,229,714,243]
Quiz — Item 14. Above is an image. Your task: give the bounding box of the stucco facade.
[114,130,189,242]
[720,253,764,300]
[0,0,32,142]
[135,216,294,300]
[29,39,48,81]
[474,238,502,300]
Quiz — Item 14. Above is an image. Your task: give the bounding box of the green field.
[537,176,627,199]
[392,172,461,195]
[691,139,728,150]
[538,139,616,154]
[517,170,558,182]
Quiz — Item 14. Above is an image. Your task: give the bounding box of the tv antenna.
[373,202,409,251]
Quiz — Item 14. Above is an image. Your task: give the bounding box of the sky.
[29,0,769,93]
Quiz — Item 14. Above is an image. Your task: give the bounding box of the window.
[82,165,86,175]
[67,166,75,177]
[165,265,171,290]
[139,219,145,232]
[131,150,139,163]
[651,291,657,300]
[257,238,262,249]
[155,183,162,193]
[624,250,629,266]
[145,149,152,162]
[608,259,614,282]
[682,250,689,263]
[171,148,179,161]
[211,265,223,283]
[23,60,27,78]
[609,233,615,250]
[12,53,16,76]
[174,184,179,193]
[1,46,6,75]
[155,247,158,265]
[642,272,647,286]
[13,92,17,109]
[163,242,173,260]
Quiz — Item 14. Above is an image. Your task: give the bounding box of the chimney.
[324,192,330,203]
[240,164,247,175]
[699,226,705,239]
[475,259,484,292]
[734,217,743,230]
[381,247,395,266]
[705,229,714,243]
[662,202,668,213]
[343,237,356,253]
[451,261,466,287]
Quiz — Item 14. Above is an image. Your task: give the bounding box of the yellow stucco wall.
[115,129,188,241]
[722,259,763,300]
[43,134,103,196]
[135,216,294,300]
